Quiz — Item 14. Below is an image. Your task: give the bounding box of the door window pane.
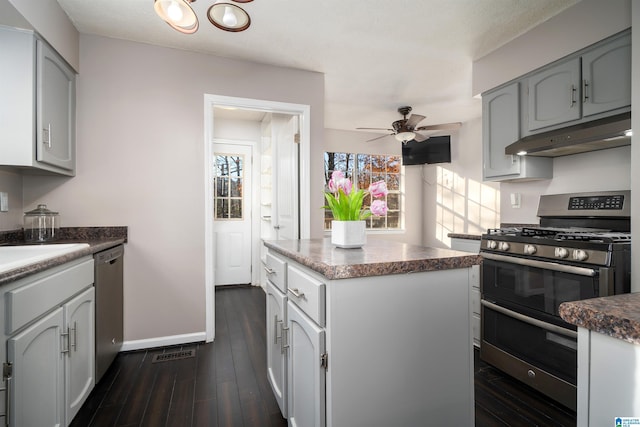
[214,154,244,220]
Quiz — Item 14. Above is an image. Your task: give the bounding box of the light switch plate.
[0,192,8,212]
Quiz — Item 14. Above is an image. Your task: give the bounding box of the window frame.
[323,152,403,231]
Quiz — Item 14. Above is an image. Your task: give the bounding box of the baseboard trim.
[121,332,207,352]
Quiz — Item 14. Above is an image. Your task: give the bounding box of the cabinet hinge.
[2,363,12,381]
[320,353,328,370]
[294,133,300,144]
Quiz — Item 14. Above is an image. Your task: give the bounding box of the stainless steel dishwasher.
[94,244,124,382]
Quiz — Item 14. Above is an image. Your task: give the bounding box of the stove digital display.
[568,195,624,210]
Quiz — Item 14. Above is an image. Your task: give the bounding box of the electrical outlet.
[0,192,8,212]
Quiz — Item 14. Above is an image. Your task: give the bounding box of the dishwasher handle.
[96,245,124,264]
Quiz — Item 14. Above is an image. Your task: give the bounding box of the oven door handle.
[481,300,577,339]
[481,252,597,277]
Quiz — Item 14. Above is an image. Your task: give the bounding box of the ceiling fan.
[357,106,461,143]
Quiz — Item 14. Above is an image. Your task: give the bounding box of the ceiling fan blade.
[357,127,394,131]
[366,133,393,142]
[415,122,462,131]
[412,133,429,142]
[405,114,426,129]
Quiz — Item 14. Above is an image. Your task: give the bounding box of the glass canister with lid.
[24,204,60,243]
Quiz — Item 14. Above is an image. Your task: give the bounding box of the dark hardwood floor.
[72,286,576,427]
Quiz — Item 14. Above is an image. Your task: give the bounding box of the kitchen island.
[560,293,640,426]
[264,238,479,427]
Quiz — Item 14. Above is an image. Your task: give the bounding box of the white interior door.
[214,143,252,286]
[273,114,299,240]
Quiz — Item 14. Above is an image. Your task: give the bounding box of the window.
[214,154,244,220]
[324,152,402,230]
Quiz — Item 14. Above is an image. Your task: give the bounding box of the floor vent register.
[151,349,196,363]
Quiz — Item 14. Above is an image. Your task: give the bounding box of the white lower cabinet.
[8,307,65,427]
[2,257,95,427]
[65,287,96,422]
[266,280,287,417]
[267,249,475,427]
[287,301,326,427]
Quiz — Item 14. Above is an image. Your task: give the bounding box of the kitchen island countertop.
[559,292,640,345]
[0,226,127,286]
[264,237,481,280]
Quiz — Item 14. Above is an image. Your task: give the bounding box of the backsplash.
[0,226,128,245]
[499,146,631,224]
[0,170,23,231]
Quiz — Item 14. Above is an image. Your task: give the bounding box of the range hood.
[505,112,632,158]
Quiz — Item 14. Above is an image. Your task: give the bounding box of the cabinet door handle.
[273,315,280,344]
[4,362,12,427]
[569,85,576,107]
[43,123,52,148]
[281,325,289,351]
[70,321,77,352]
[61,328,70,354]
[288,288,305,299]
[582,80,589,103]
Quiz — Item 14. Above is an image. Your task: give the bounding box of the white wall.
[500,146,631,224]
[21,34,324,345]
[0,170,22,230]
[421,117,500,248]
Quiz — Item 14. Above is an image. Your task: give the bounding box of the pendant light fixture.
[154,0,199,34]
[207,1,251,32]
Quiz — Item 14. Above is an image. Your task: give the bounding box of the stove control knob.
[499,242,510,251]
[554,247,569,259]
[486,240,497,250]
[573,249,589,262]
[524,244,537,255]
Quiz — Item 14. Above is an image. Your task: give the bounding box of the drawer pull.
[263,266,275,275]
[288,287,305,299]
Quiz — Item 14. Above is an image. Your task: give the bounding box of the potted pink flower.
[323,171,388,248]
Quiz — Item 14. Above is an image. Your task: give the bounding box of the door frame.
[204,94,311,342]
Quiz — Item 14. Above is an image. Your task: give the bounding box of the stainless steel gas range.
[480,190,631,411]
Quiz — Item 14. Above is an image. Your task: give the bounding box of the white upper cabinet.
[581,33,631,118]
[482,82,552,181]
[525,30,631,134]
[527,57,581,131]
[0,26,76,176]
[482,29,630,181]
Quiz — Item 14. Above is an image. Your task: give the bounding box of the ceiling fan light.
[395,131,415,142]
[154,0,199,34]
[208,2,251,32]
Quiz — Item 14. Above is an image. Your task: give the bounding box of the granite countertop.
[0,227,127,286]
[264,237,481,280]
[559,293,640,345]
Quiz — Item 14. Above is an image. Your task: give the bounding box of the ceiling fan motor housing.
[397,106,412,117]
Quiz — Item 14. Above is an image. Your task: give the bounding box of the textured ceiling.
[56,0,579,132]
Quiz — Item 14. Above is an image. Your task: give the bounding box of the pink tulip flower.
[368,180,388,199]
[370,199,388,216]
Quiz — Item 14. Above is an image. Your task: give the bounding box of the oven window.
[482,259,599,316]
[482,305,577,385]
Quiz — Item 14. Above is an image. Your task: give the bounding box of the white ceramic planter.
[331,220,366,248]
